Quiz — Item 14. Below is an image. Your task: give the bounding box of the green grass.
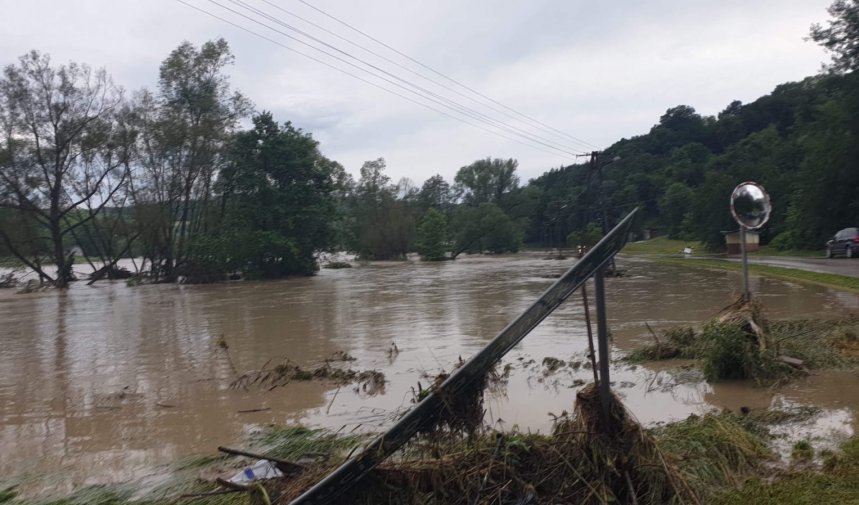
[623,237,824,259]
[655,257,859,293]
[713,436,859,505]
[651,412,773,494]
[623,237,703,256]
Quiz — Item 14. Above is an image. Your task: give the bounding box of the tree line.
[2,0,858,287]
[0,40,527,287]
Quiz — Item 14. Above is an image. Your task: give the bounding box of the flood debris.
[230,358,385,392]
[0,271,19,289]
[412,366,487,437]
[541,356,566,374]
[207,384,702,505]
[386,342,400,359]
[324,351,356,362]
[88,264,134,282]
[27,404,859,505]
[322,261,352,269]
[627,297,859,384]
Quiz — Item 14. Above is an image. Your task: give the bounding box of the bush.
[700,322,786,382]
[768,230,797,251]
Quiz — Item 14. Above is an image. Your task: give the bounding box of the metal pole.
[581,282,599,384]
[593,152,616,274]
[740,226,750,301]
[594,264,611,424]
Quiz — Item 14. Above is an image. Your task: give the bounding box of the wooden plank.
[288,208,639,505]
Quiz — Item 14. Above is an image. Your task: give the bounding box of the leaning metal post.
[581,283,599,384]
[593,263,611,424]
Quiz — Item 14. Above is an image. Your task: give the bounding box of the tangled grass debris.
[627,297,859,384]
[12,400,859,505]
[230,358,384,392]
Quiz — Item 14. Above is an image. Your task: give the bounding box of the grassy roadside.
[623,237,859,293]
[656,257,859,293]
[623,237,823,258]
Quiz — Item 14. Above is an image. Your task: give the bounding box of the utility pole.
[590,151,616,274]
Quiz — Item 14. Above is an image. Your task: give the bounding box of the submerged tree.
[348,158,416,260]
[209,112,340,278]
[451,203,522,259]
[131,39,251,282]
[0,51,133,287]
[416,207,448,261]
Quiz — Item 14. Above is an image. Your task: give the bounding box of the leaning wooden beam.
[289,208,639,505]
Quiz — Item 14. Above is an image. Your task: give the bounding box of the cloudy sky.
[0,0,835,183]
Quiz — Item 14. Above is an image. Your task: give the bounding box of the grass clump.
[0,488,16,504]
[651,412,773,496]
[254,426,366,462]
[713,436,859,505]
[699,321,787,383]
[628,300,859,384]
[627,326,698,361]
[791,440,814,463]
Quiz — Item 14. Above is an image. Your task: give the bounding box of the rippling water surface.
[1,253,858,494]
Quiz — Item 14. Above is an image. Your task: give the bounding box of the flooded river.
[1,253,858,495]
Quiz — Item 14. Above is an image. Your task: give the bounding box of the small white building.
[724,230,760,255]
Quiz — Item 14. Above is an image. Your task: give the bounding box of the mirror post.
[730,181,771,303]
[740,226,750,301]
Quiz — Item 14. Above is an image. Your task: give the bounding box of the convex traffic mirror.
[730,182,771,229]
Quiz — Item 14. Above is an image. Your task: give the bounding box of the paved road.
[725,256,859,279]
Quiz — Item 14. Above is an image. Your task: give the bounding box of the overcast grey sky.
[0,0,834,183]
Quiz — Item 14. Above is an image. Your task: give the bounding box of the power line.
[174,0,571,159]
[295,0,599,151]
[215,0,584,156]
[252,0,594,152]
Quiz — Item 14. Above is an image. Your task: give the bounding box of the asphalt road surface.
[726,256,859,279]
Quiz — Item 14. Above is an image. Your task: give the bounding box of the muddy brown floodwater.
[1,253,858,496]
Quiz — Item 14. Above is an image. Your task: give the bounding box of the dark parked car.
[826,227,859,258]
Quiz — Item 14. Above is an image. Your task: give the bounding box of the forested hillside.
[525,70,859,250]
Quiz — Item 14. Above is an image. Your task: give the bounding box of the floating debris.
[231,359,385,392]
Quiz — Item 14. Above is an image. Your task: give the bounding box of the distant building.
[724,230,760,255]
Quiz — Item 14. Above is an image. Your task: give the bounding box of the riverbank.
[623,237,859,293]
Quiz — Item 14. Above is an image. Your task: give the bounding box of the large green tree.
[205,112,339,279]
[454,157,519,206]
